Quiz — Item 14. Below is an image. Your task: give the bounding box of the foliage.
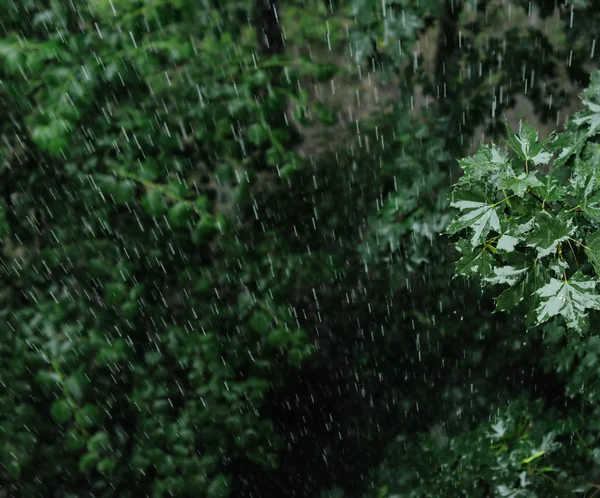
[369,396,600,497]
[448,76,600,334]
[1,0,600,497]
[0,0,322,495]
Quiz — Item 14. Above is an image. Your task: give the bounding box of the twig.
[587,483,600,498]
[526,189,545,206]
[566,239,579,269]
[569,237,589,250]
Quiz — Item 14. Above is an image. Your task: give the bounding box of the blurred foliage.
[1,0,600,497]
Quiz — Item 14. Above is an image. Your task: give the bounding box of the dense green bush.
[0,0,320,495]
[1,0,600,497]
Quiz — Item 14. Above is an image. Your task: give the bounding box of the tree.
[1,0,600,497]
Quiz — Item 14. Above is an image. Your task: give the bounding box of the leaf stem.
[538,473,558,485]
[501,188,512,208]
[526,189,545,207]
[115,170,187,203]
[492,193,516,208]
[569,237,589,250]
[567,239,579,269]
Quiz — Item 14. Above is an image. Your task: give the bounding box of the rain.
[0,1,599,498]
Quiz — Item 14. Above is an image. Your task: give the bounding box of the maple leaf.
[525,211,575,258]
[506,121,553,165]
[447,190,502,247]
[535,272,600,332]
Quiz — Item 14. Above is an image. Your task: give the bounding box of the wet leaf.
[50,399,72,424]
[535,272,600,332]
[248,123,269,146]
[141,189,168,217]
[168,202,192,227]
[525,211,575,258]
[448,190,501,247]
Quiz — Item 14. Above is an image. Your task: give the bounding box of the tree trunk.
[255,0,284,56]
[434,0,462,96]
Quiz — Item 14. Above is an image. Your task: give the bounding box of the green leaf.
[535,272,600,332]
[97,338,129,366]
[573,99,600,136]
[505,121,551,164]
[167,180,188,198]
[532,150,553,165]
[194,195,210,213]
[120,300,139,319]
[31,120,71,156]
[314,102,337,126]
[494,269,535,312]
[35,370,62,391]
[75,404,102,428]
[114,180,136,205]
[525,211,575,258]
[194,274,212,294]
[192,215,219,244]
[0,201,10,239]
[548,258,570,279]
[141,189,167,217]
[497,234,519,252]
[484,265,529,286]
[87,431,110,454]
[137,160,160,181]
[532,175,567,202]
[448,190,502,247]
[216,214,229,233]
[571,144,600,202]
[267,328,289,348]
[168,202,192,228]
[64,374,87,403]
[280,163,298,179]
[104,283,128,306]
[574,72,600,136]
[552,128,587,167]
[266,147,283,166]
[582,192,600,221]
[248,123,269,146]
[521,450,545,464]
[0,217,8,240]
[215,163,234,183]
[586,230,600,273]
[79,452,99,473]
[314,63,337,81]
[264,92,285,113]
[454,241,495,280]
[0,40,22,70]
[207,474,231,498]
[249,70,269,87]
[65,428,85,451]
[249,310,271,334]
[145,351,162,366]
[50,399,72,424]
[97,458,117,473]
[457,145,515,189]
[376,486,389,498]
[502,172,543,198]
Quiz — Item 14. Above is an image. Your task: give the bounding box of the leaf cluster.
[448,87,600,333]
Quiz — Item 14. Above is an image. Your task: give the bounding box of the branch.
[526,189,545,206]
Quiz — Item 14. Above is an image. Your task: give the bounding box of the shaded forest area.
[1,1,600,497]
